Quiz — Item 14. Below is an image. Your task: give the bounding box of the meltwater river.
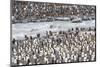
[12,20,95,40]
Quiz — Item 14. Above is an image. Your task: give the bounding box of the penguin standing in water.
[12,38,15,44]
[37,33,40,38]
[88,27,91,31]
[30,36,33,40]
[80,27,83,31]
[71,28,74,31]
[49,31,52,36]
[75,27,79,36]
[59,30,62,34]
[46,31,49,38]
[25,35,28,40]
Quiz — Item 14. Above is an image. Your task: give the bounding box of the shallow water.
[12,20,95,40]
